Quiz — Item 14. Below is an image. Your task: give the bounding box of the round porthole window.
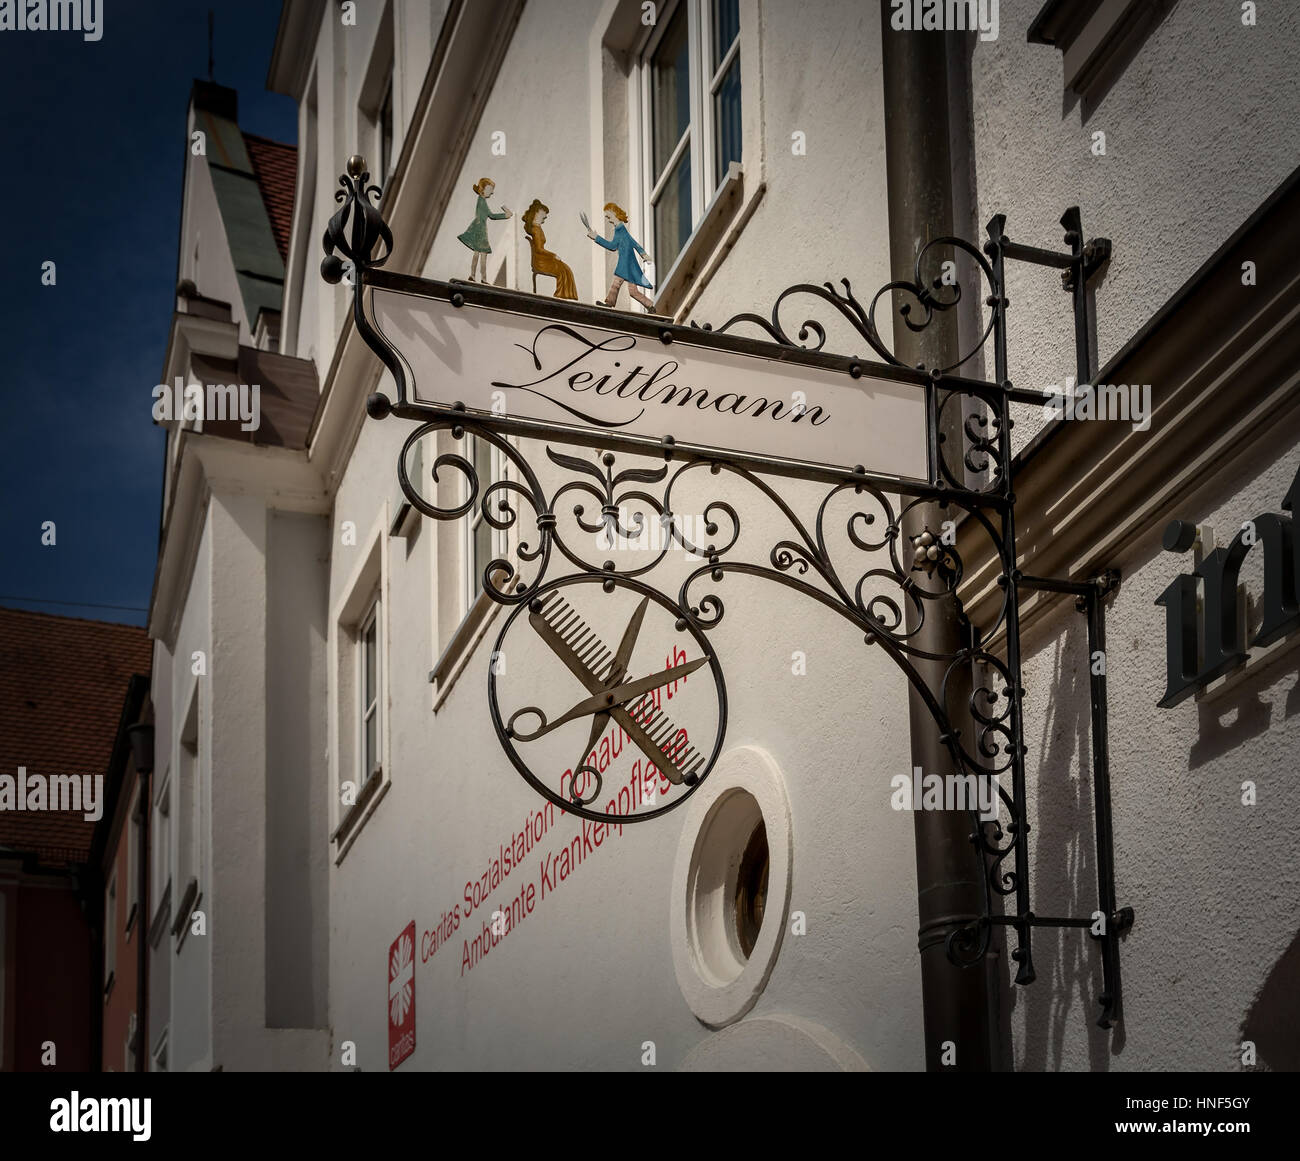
[735,819,769,959]
[670,746,791,1027]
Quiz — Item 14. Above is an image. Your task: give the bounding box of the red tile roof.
[243,132,298,264]
[0,609,151,866]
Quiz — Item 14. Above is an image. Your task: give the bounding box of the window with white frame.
[639,0,742,275]
[358,593,382,783]
[359,6,397,190]
[124,1008,138,1071]
[463,436,509,615]
[378,72,395,186]
[152,771,170,914]
[126,792,141,933]
[178,692,199,898]
[104,871,117,992]
[333,513,388,845]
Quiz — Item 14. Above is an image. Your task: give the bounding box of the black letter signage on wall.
[1157,462,1300,707]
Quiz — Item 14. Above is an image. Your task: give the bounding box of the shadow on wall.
[1187,652,1300,770]
[1057,0,1181,124]
[1241,928,1300,1071]
[1014,615,1118,1070]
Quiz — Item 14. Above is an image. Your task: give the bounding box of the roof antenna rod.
[207,9,215,82]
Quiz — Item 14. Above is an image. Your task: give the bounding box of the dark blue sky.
[0,1,297,627]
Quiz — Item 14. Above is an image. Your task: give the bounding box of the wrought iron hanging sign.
[323,155,1133,1028]
[369,285,929,481]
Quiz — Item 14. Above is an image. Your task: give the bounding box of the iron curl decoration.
[320,155,393,283]
[655,458,1014,671]
[543,447,676,580]
[396,417,553,605]
[947,909,993,968]
[935,385,1008,493]
[709,235,1000,376]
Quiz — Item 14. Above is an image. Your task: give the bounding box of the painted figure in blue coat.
[457,177,512,282]
[585,202,656,310]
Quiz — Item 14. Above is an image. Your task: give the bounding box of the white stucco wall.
[266,511,331,1031]
[163,506,212,1073]
[970,1,1300,444]
[1015,428,1300,1071]
[155,482,332,1071]
[288,0,441,368]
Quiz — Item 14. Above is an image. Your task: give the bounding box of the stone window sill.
[332,765,390,864]
[654,163,765,320]
[172,878,200,953]
[149,879,171,949]
[429,586,505,713]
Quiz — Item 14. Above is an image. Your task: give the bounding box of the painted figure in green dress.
[457,178,512,282]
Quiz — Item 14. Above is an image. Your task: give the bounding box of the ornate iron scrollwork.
[320,154,393,283]
[705,235,1000,377]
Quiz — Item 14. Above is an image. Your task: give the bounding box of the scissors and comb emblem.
[506,591,709,787]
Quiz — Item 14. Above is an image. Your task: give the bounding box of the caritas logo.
[389,921,416,1070]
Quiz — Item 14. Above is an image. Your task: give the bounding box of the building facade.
[143,0,1300,1070]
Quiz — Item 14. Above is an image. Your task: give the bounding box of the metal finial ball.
[347,154,368,179]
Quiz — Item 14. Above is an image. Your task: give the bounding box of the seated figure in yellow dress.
[522,199,578,300]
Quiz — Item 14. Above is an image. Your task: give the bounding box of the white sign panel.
[371,287,928,480]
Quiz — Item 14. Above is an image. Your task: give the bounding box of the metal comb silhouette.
[506,591,708,787]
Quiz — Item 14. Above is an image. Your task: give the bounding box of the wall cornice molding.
[148,435,325,647]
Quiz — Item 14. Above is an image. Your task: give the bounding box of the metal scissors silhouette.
[505,591,708,786]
